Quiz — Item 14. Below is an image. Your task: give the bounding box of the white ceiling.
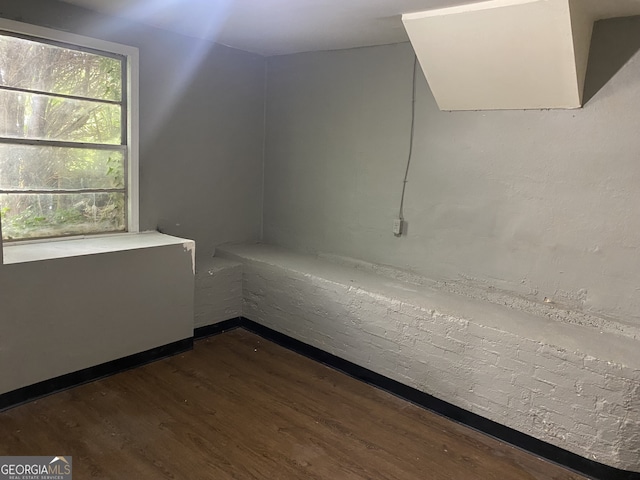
[59,0,640,56]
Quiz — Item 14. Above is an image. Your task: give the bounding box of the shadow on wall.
[583,15,640,104]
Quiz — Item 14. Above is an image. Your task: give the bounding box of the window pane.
[0,90,121,144]
[0,33,122,101]
[0,192,125,240]
[0,144,124,190]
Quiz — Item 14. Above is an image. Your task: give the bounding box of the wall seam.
[259,56,268,242]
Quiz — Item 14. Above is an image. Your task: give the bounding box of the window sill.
[2,231,194,265]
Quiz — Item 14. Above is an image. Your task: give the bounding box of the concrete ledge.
[0,237,195,396]
[2,231,194,265]
[218,243,640,473]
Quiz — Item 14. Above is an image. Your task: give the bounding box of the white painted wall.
[263,19,640,328]
[0,0,265,327]
[0,0,264,396]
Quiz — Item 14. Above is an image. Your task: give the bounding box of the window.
[0,19,138,242]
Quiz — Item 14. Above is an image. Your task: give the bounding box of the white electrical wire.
[398,54,418,222]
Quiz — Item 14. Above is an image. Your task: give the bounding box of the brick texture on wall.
[218,243,640,473]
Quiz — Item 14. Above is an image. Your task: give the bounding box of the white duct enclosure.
[402,0,595,110]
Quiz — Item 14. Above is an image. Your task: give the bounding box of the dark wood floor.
[0,329,587,479]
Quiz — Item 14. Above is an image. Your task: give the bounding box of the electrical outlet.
[393,218,404,236]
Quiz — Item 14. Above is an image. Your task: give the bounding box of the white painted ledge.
[218,243,637,366]
[217,242,640,472]
[195,257,243,328]
[0,231,195,396]
[2,231,194,265]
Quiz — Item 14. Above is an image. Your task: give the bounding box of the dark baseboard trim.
[1,318,243,412]
[0,337,193,413]
[239,317,640,480]
[194,318,242,339]
[2,316,637,480]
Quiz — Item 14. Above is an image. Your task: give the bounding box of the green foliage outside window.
[0,33,127,240]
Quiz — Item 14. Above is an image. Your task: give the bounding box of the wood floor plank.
[0,329,588,480]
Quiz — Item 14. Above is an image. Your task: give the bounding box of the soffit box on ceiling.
[402,0,594,111]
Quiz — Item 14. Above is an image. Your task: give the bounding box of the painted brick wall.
[195,257,243,328]
[218,243,640,472]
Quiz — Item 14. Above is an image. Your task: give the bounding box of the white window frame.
[0,17,139,242]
